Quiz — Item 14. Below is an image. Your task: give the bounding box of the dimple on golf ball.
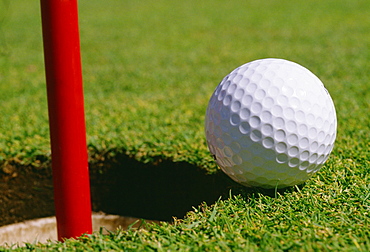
[205,58,337,188]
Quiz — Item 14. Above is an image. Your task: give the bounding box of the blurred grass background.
[0,0,368,169]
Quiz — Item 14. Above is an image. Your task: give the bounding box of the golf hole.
[0,152,236,246]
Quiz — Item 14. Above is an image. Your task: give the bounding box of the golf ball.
[205,58,337,188]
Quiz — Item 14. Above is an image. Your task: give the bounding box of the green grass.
[1,0,369,250]
[14,190,370,251]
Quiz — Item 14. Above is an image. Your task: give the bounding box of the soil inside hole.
[0,153,237,226]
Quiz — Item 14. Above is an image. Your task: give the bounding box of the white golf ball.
[205,58,337,188]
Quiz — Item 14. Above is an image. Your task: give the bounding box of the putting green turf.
[0,0,369,250]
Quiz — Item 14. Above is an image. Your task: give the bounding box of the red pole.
[40,0,92,240]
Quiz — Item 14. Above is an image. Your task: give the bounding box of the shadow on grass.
[90,153,239,221]
[89,152,301,222]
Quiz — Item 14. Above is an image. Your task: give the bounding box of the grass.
[0,0,369,250]
[21,191,370,251]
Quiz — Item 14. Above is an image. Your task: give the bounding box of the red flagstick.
[40,0,92,240]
